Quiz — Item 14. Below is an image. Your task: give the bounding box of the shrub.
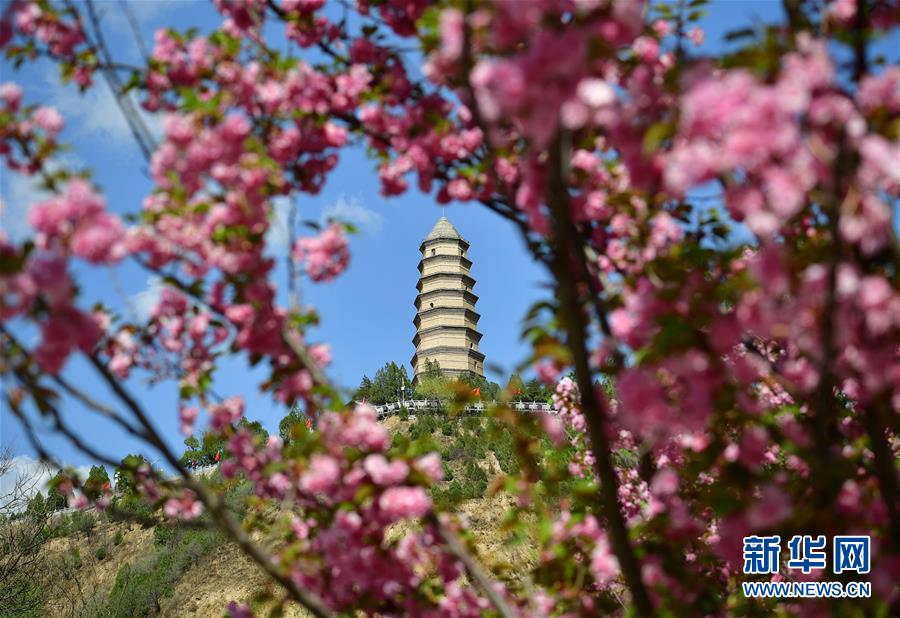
[111,497,155,526]
[95,546,108,561]
[103,527,225,617]
[113,530,124,546]
[70,511,96,537]
[68,548,82,569]
[153,525,176,548]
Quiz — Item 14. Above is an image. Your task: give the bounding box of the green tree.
[413,360,449,400]
[279,404,308,444]
[523,379,552,402]
[179,431,227,468]
[353,375,373,402]
[363,361,411,404]
[456,372,500,401]
[238,417,268,441]
[26,491,46,520]
[506,373,526,400]
[85,464,111,498]
[45,473,67,511]
[115,454,150,496]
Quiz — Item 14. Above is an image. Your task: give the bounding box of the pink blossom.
[746,484,792,529]
[179,406,199,435]
[299,454,341,494]
[589,537,619,583]
[210,397,244,430]
[541,414,566,447]
[309,343,331,368]
[414,453,444,483]
[32,106,64,137]
[827,0,856,22]
[652,20,672,37]
[28,180,126,263]
[632,36,659,62]
[576,78,615,108]
[686,27,704,47]
[68,494,88,510]
[70,212,126,263]
[650,468,678,497]
[163,492,203,520]
[293,223,350,282]
[226,602,254,618]
[363,454,409,486]
[378,486,431,520]
[0,82,22,109]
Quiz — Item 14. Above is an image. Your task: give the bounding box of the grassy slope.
[37,415,536,617]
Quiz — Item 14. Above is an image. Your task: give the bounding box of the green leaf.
[643,121,676,154]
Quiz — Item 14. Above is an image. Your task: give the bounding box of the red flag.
[214,450,220,463]
[472,387,481,396]
[306,418,312,430]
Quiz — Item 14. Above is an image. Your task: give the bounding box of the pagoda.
[411,217,485,381]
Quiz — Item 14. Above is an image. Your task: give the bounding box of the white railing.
[366,399,554,419]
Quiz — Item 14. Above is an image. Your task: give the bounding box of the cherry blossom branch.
[427,513,516,618]
[82,353,335,617]
[545,132,652,616]
[847,0,900,546]
[0,324,146,440]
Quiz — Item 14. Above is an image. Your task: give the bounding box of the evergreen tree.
[85,464,111,498]
[45,473,67,511]
[279,404,308,443]
[354,375,373,401]
[506,373,525,400]
[26,491,46,519]
[114,454,150,496]
[365,361,411,404]
[238,417,269,441]
[413,359,449,400]
[523,379,553,402]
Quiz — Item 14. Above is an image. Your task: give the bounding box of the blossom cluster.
[1,0,898,615]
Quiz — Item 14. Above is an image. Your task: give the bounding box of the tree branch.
[545,131,653,616]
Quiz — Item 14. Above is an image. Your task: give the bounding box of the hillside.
[15,414,541,617]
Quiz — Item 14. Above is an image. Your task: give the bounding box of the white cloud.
[0,153,85,242]
[131,275,163,319]
[265,196,293,251]
[0,454,93,508]
[265,194,383,255]
[128,0,200,21]
[37,64,162,153]
[321,194,383,234]
[0,174,52,242]
[48,78,136,147]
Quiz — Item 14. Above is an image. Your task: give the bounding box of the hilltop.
[6,413,548,617]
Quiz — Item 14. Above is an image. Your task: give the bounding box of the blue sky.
[1,1,895,480]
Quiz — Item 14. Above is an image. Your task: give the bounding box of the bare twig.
[82,0,157,160]
[117,0,150,63]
